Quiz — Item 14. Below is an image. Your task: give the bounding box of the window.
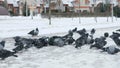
[85,0,89,5]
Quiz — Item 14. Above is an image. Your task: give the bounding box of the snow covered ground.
[0,16,120,38]
[0,16,120,68]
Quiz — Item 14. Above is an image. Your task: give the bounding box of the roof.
[62,0,74,7]
[19,0,44,7]
[7,0,19,7]
[0,6,9,15]
[0,0,4,1]
[89,0,118,7]
[36,0,43,7]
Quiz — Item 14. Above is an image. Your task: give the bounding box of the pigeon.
[48,36,65,47]
[102,46,120,54]
[116,29,120,32]
[77,28,86,36]
[110,32,120,47]
[28,28,39,36]
[0,49,18,60]
[54,38,65,47]
[91,28,96,35]
[72,27,77,32]
[13,41,24,53]
[90,37,107,49]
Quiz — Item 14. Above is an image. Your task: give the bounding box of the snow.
[62,0,74,7]
[0,16,120,38]
[0,16,120,68]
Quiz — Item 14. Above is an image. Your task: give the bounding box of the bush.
[113,6,120,17]
[99,3,106,12]
[22,2,30,16]
[9,10,14,16]
[82,10,88,14]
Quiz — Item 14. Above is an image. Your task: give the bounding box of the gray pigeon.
[28,28,39,36]
[102,46,120,54]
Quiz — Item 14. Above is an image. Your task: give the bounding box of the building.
[64,0,120,13]
[89,0,120,13]
[0,0,4,6]
[6,0,19,15]
[118,0,120,7]
[43,0,64,13]
[19,0,43,16]
[62,0,74,12]
[0,0,3,5]
[72,0,90,13]
[0,6,9,15]
[1,0,120,16]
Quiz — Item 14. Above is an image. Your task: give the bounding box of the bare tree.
[25,0,28,16]
[57,0,61,17]
[93,0,97,23]
[71,1,74,20]
[49,0,51,25]
[78,0,81,23]
[3,0,8,9]
[105,0,111,22]
[111,0,114,22]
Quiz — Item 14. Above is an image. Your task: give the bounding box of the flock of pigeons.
[0,27,120,60]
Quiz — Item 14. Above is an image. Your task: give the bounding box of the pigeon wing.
[28,30,34,35]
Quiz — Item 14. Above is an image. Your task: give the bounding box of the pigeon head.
[82,28,86,33]
[74,27,77,30]
[104,32,109,38]
[0,40,5,47]
[36,28,39,31]
[91,28,96,34]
